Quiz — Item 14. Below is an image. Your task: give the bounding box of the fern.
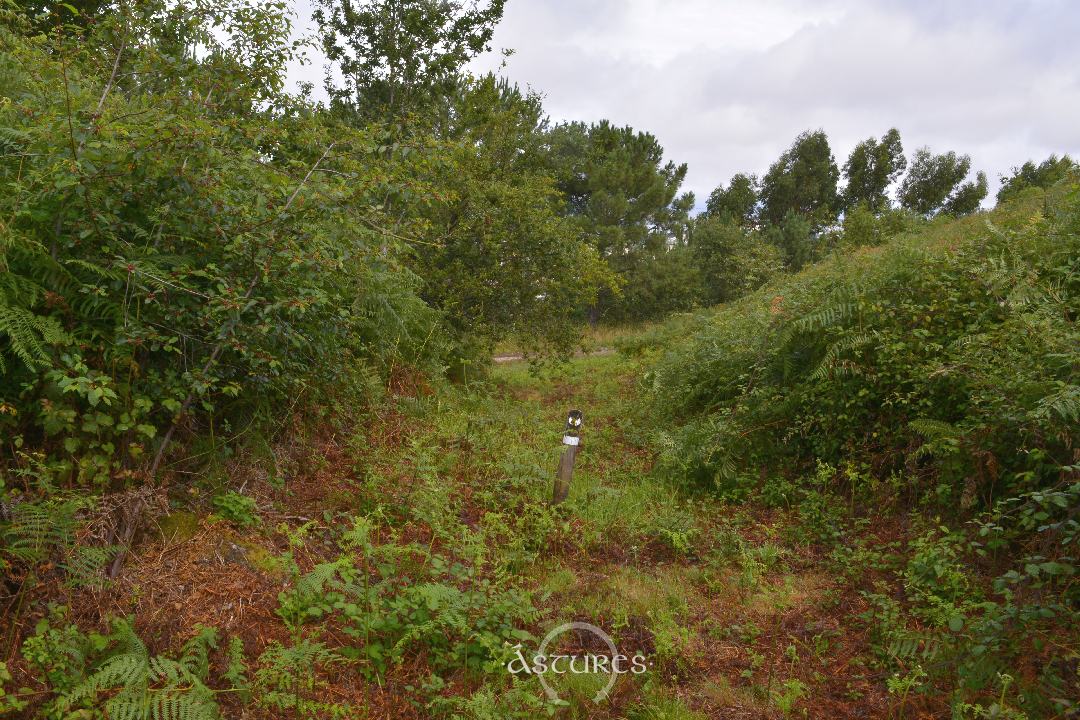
[1,230,72,373]
[253,639,341,716]
[60,544,116,588]
[794,300,858,333]
[296,560,345,597]
[61,620,221,720]
[222,637,250,703]
[909,418,961,440]
[0,497,85,567]
[178,626,219,679]
[0,269,44,306]
[1034,384,1080,423]
[809,332,874,380]
[0,303,68,373]
[909,419,963,459]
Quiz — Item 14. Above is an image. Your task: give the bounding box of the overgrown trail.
[377,351,898,719]
[8,351,895,720]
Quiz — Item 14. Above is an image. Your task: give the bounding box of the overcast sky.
[287,0,1080,208]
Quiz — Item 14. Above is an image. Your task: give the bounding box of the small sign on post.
[552,409,583,504]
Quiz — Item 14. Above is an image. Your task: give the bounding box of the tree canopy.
[759,130,840,228]
[841,128,906,211]
[313,0,507,122]
[705,173,758,227]
[898,147,985,216]
[997,154,1077,205]
[547,120,691,321]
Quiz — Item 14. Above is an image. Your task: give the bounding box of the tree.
[313,0,507,122]
[546,120,690,320]
[764,211,815,271]
[943,171,988,216]
[841,202,915,248]
[692,217,783,305]
[404,77,612,360]
[996,155,1077,205]
[433,73,548,170]
[759,130,840,228]
[705,173,758,226]
[841,128,906,211]
[548,121,689,257]
[616,244,703,320]
[898,148,975,216]
[13,0,111,31]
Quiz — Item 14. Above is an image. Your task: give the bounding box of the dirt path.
[492,346,615,363]
[485,353,891,719]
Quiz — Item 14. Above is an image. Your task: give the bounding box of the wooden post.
[552,409,582,504]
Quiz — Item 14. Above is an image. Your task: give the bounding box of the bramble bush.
[645,180,1080,713]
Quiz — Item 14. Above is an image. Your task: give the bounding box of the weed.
[211,491,259,527]
[774,678,808,716]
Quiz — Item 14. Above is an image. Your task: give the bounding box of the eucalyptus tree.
[898,148,986,216]
[705,173,758,227]
[841,128,906,211]
[996,155,1077,205]
[759,130,840,229]
[943,171,989,216]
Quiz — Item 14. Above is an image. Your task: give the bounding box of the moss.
[238,541,288,578]
[153,511,201,543]
[324,489,360,513]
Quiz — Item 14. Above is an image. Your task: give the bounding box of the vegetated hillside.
[643,181,1080,716]
[3,0,1077,717]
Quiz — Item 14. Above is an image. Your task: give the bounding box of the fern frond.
[223,637,250,702]
[909,418,961,440]
[178,626,219,678]
[63,619,222,720]
[1034,384,1080,423]
[809,332,874,380]
[64,257,125,281]
[0,303,68,371]
[0,269,45,306]
[1,497,84,565]
[297,560,344,596]
[149,656,183,685]
[909,418,962,459]
[66,648,148,707]
[794,301,857,332]
[60,544,115,588]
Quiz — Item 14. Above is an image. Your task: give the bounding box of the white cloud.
[286,0,1080,206]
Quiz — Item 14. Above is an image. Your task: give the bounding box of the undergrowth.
[645,181,1080,716]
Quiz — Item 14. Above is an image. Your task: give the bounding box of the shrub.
[645,180,1080,712]
[647,183,1079,513]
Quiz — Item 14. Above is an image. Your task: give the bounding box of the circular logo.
[536,621,619,703]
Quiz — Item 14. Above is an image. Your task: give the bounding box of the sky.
[286,0,1080,208]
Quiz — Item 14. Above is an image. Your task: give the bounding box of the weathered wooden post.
[552,409,582,504]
